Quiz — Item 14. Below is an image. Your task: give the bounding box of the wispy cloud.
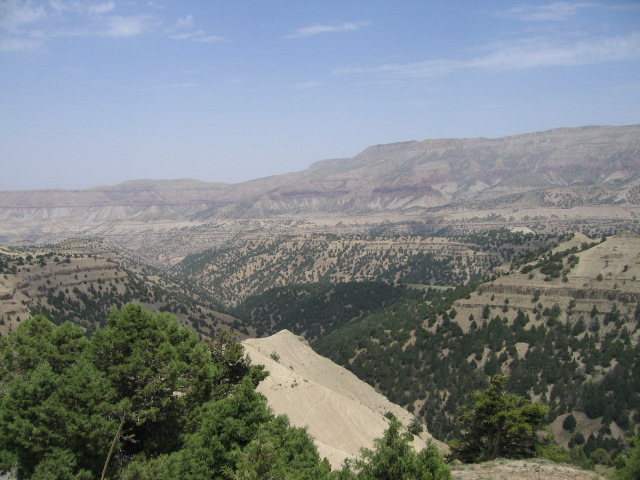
[170,29,204,40]
[0,0,46,32]
[50,1,116,15]
[89,2,115,14]
[105,15,151,37]
[336,32,640,78]
[0,36,42,51]
[284,20,370,39]
[1,0,153,51]
[168,13,227,43]
[499,2,594,22]
[469,33,640,69]
[170,29,226,42]
[294,81,323,89]
[196,35,225,43]
[176,14,193,29]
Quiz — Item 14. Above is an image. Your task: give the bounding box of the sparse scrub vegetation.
[1,229,639,476]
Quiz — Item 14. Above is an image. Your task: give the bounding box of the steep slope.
[455,232,640,333]
[242,330,441,469]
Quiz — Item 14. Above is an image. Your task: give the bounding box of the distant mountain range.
[1,124,639,248]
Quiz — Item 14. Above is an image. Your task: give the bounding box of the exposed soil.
[451,459,604,480]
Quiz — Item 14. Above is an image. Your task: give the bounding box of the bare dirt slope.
[242,330,441,469]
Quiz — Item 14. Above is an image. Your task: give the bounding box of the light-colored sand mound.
[243,330,441,469]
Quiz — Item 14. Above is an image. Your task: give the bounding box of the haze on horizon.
[1,0,639,192]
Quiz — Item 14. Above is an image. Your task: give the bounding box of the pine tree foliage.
[452,375,550,462]
[614,437,640,480]
[0,305,330,479]
[341,417,450,480]
[0,304,454,479]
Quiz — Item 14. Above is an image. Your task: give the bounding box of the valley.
[1,125,640,477]
[2,227,638,472]
[1,125,639,266]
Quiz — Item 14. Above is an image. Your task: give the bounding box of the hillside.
[455,232,639,338]
[242,330,440,469]
[0,240,243,337]
[310,233,640,451]
[177,230,555,306]
[1,125,639,262]
[242,331,607,478]
[212,231,640,464]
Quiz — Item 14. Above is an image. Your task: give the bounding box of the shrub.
[452,375,550,462]
[562,414,577,433]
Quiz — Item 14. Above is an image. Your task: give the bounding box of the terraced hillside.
[454,232,639,335]
[0,240,242,337]
[223,231,639,463]
[310,233,640,459]
[177,230,556,306]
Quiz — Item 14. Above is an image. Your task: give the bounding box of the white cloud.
[336,32,640,78]
[176,14,193,28]
[0,0,46,32]
[469,33,640,69]
[196,35,226,43]
[105,15,150,37]
[49,1,115,15]
[285,20,370,39]
[294,81,323,89]
[170,29,226,43]
[1,1,150,49]
[500,2,594,22]
[0,36,42,51]
[87,2,115,15]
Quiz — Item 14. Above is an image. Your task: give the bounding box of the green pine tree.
[452,375,550,462]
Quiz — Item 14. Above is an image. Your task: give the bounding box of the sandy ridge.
[242,330,441,469]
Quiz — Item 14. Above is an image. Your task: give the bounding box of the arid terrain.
[1,125,639,478]
[243,330,606,479]
[1,125,639,266]
[0,240,238,336]
[243,329,440,469]
[450,458,604,479]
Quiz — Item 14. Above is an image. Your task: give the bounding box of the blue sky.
[1,1,639,191]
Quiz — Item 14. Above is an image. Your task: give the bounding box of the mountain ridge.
[2,124,639,254]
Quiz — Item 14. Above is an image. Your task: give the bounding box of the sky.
[1,1,639,191]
